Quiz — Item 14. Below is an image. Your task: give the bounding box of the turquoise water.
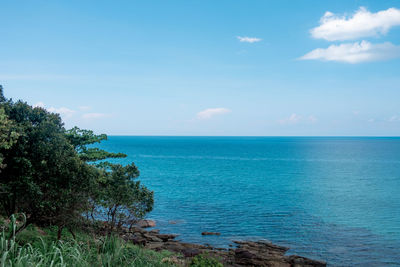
[98,137,400,266]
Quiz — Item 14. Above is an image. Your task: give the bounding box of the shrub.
[190,253,223,267]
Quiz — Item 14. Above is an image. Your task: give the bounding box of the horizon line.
[105,135,400,138]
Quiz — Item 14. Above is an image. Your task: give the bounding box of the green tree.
[96,162,154,232]
[0,89,96,236]
[0,107,19,169]
[65,126,154,232]
[0,86,154,237]
[66,127,126,162]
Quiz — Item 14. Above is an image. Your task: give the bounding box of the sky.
[1,0,400,136]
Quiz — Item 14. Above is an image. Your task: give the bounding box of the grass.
[1,215,177,267]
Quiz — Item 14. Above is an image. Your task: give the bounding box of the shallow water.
[98,137,400,266]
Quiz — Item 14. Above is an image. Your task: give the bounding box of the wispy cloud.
[237,36,262,43]
[197,108,231,120]
[300,41,400,63]
[78,106,91,111]
[311,7,400,41]
[82,113,110,119]
[279,114,317,125]
[388,115,400,122]
[33,102,45,108]
[47,107,75,118]
[34,102,75,118]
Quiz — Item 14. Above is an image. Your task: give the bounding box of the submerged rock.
[136,219,156,228]
[201,231,221,236]
[122,227,326,266]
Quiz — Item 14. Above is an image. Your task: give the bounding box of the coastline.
[121,222,327,266]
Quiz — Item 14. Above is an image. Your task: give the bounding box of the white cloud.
[279,114,317,125]
[47,107,75,118]
[300,41,400,63]
[78,106,91,111]
[388,115,400,122]
[82,113,109,119]
[197,108,231,120]
[33,102,75,118]
[237,36,262,43]
[311,7,400,41]
[33,102,45,108]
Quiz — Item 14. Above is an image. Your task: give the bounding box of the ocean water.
[97,137,400,266]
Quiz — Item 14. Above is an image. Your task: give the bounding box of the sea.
[97,136,400,266]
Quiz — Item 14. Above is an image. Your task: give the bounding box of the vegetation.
[0,86,153,237]
[190,254,223,267]
[0,86,223,266]
[1,214,175,267]
[0,86,163,266]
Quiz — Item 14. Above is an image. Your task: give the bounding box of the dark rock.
[128,236,147,246]
[145,242,164,250]
[149,229,160,234]
[143,233,163,242]
[121,227,325,266]
[136,219,156,228]
[130,226,147,234]
[156,234,179,242]
[287,255,327,267]
[201,231,221,236]
[182,248,201,257]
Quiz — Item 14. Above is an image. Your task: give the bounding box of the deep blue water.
[97,137,400,266]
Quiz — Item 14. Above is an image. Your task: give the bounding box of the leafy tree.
[0,107,19,169]
[0,86,154,238]
[95,162,153,232]
[66,127,126,162]
[65,127,154,232]
[0,89,97,237]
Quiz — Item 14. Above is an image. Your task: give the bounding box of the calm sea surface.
[97,137,400,266]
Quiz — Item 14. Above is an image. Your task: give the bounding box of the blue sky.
[1,0,400,136]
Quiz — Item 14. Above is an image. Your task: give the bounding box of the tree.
[65,127,126,162]
[0,107,19,170]
[0,89,96,235]
[0,86,154,238]
[96,162,153,232]
[65,127,154,233]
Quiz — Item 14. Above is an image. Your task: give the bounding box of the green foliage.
[0,215,176,267]
[93,162,154,231]
[65,127,126,162]
[190,254,223,267]
[0,95,98,232]
[0,86,154,240]
[0,108,19,169]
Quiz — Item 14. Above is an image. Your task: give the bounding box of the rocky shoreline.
[120,221,327,267]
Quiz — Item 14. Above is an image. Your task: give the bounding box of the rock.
[143,233,163,242]
[168,220,184,224]
[136,219,156,228]
[182,248,201,257]
[149,229,160,234]
[156,234,179,242]
[287,255,327,267]
[119,226,326,266]
[146,242,165,250]
[130,226,147,234]
[201,231,221,236]
[127,236,147,246]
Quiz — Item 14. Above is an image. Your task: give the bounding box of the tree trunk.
[68,227,76,240]
[57,225,64,240]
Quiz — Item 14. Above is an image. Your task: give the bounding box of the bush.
[0,215,176,267]
[190,254,223,267]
